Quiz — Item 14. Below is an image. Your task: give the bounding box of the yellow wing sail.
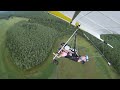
[48,11,72,23]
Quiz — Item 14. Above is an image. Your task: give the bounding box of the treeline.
[82,31,120,74]
[0,11,41,19]
[0,11,14,19]
[101,34,120,73]
[13,11,75,35]
[0,14,10,20]
[1,11,75,35]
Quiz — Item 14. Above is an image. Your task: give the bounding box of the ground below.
[0,17,119,79]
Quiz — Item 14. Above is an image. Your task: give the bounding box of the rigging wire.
[78,11,93,20]
[71,11,114,65]
[76,11,114,48]
[52,11,118,66]
[83,32,111,65]
[98,11,120,26]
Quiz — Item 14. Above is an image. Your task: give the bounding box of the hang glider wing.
[48,11,120,48]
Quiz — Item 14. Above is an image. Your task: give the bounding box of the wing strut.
[70,11,81,23]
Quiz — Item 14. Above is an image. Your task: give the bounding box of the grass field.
[48,35,120,79]
[0,17,28,78]
[0,17,119,79]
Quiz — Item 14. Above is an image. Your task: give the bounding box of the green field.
[0,17,119,79]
